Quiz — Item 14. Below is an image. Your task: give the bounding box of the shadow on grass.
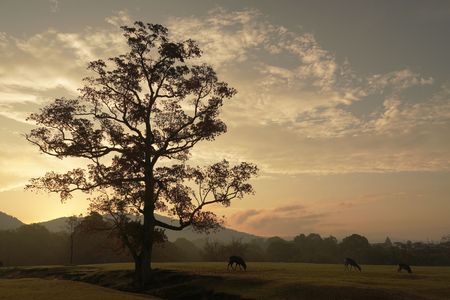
[0,266,257,299]
[0,266,432,300]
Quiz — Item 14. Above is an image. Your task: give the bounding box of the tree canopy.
[25,21,258,286]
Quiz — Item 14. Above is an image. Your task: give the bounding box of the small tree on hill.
[66,214,81,265]
[25,21,258,287]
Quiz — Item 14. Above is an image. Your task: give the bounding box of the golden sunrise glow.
[1,1,450,242]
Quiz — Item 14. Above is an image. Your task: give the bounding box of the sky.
[0,0,449,242]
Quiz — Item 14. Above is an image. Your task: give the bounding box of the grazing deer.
[228,255,247,271]
[344,257,361,271]
[398,263,412,273]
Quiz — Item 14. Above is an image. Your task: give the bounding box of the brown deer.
[344,257,361,271]
[228,255,247,271]
[397,263,412,273]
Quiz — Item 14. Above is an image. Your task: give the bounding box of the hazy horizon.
[0,209,435,244]
[1,0,449,242]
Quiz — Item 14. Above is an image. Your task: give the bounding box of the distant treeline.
[203,234,450,266]
[0,214,449,267]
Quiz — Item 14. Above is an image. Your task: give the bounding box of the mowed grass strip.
[88,262,450,299]
[0,278,159,300]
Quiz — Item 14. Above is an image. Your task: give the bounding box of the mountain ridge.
[0,211,24,230]
[0,211,262,243]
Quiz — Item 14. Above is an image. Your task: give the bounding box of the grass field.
[1,262,449,299]
[0,278,158,300]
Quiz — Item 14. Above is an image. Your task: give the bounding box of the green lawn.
[1,262,450,299]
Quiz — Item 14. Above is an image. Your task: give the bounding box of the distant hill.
[37,217,70,232]
[0,211,24,230]
[0,212,70,232]
[0,211,262,244]
[155,214,261,243]
[0,212,260,244]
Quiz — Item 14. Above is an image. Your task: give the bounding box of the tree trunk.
[69,233,74,265]
[134,239,154,288]
[134,258,142,286]
[134,211,155,288]
[138,131,155,288]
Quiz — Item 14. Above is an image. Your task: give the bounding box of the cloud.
[366,69,434,92]
[0,8,449,241]
[293,107,362,138]
[230,205,328,236]
[225,190,433,238]
[232,204,307,226]
[0,14,129,123]
[367,84,450,135]
[281,32,338,90]
[1,8,449,177]
[49,0,59,13]
[273,204,306,212]
[232,209,260,225]
[164,8,450,173]
[167,9,442,139]
[0,31,83,123]
[167,8,272,68]
[105,10,133,26]
[0,116,87,192]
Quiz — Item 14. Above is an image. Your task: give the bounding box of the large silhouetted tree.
[25,21,258,287]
